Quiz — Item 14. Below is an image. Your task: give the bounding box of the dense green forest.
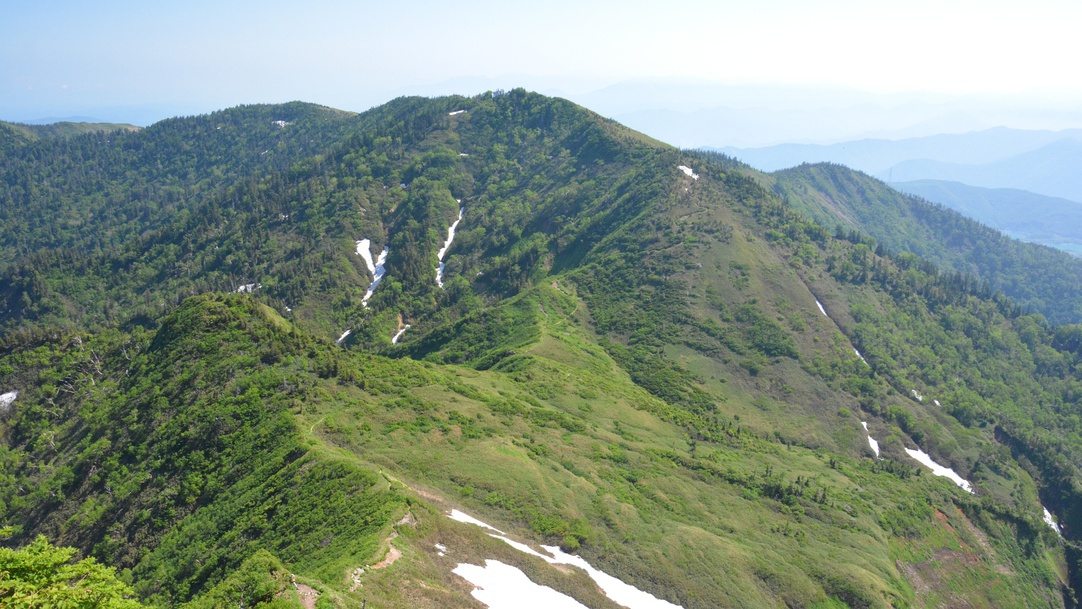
[2,91,1082,608]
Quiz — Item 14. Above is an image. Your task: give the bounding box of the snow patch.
[436,207,465,288]
[853,348,868,365]
[235,283,260,293]
[911,389,923,402]
[904,447,973,493]
[273,120,290,127]
[449,509,683,608]
[0,391,17,412]
[448,509,505,534]
[677,165,699,180]
[490,535,551,560]
[362,246,390,308]
[540,545,683,609]
[449,110,466,116]
[391,325,411,344]
[934,399,941,407]
[861,422,880,458]
[1043,507,1062,536]
[356,238,376,274]
[335,330,351,346]
[815,299,827,317]
[453,560,588,609]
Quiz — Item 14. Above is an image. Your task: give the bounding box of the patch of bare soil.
[372,530,403,570]
[295,583,319,609]
[897,559,930,597]
[350,513,416,591]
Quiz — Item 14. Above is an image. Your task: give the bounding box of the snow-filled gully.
[861,420,973,493]
[1044,507,1063,537]
[903,447,974,494]
[861,422,880,458]
[355,239,389,308]
[0,390,17,413]
[436,205,464,288]
[391,325,411,344]
[813,298,868,365]
[447,509,682,609]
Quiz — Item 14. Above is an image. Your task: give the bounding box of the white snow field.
[447,509,505,534]
[436,207,464,288]
[0,391,17,412]
[861,421,880,457]
[447,509,683,609]
[361,246,390,307]
[1043,507,1063,536]
[904,447,974,493]
[677,165,699,180]
[452,560,588,609]
[356,238,377,274]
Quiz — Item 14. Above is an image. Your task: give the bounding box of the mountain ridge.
[2,90,1080,608]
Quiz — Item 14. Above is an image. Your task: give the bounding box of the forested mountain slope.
[890,179,1082,256]
[769,162,1082,324]
[2,91,1082,608]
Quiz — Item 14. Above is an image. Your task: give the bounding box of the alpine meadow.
[5,90,1082,608]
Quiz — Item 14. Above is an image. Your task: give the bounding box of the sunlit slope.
[767,162,1082,324]
[3,91,1082,607]
[323,280,1062,607]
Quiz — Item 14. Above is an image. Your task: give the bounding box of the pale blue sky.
[3,0,1080,140]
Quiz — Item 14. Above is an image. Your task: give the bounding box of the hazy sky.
[3,0,1081,140]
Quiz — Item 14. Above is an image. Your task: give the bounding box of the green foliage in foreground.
[183,550,295,609]
[0,530,144,608]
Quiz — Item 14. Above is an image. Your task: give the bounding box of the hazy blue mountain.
[573,81,1082,148]
[883,138,1082,202]
[713,127,1082,174]
[891,179,1082,256]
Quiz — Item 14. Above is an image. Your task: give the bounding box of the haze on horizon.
[3,0,1081,146]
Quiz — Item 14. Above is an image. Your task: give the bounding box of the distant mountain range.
[713,127,1082,178]
[890,180,1082,256]
[885,138,1082,202]
[715,128,1082,256]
